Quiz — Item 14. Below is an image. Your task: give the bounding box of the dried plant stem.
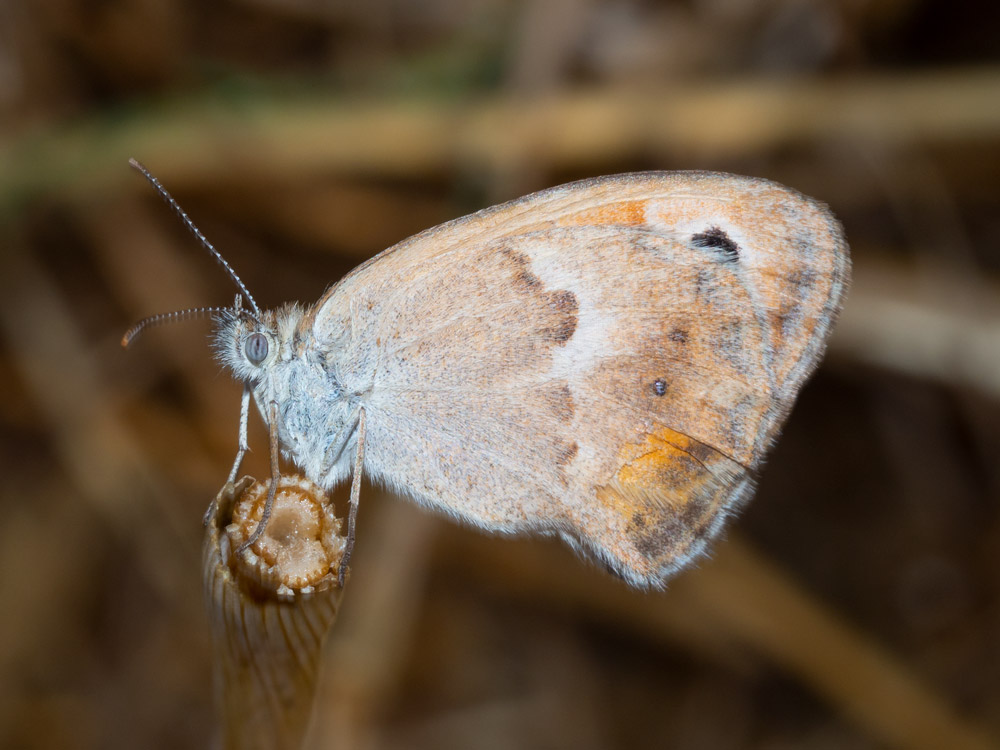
[203,475,346,750]
[2,68,999,205]
[831,257,1000,398]
[438,530,1000,750]
[688,538,998,750]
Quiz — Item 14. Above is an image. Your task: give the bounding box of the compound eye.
[245,332,269,365]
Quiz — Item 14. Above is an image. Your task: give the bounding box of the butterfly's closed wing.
[311,172,849,586]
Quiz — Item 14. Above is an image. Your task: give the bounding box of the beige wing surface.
[311,172,849,586]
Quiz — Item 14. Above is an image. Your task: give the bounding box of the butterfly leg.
[236,401,281,554]
[338,405,367,587]
[225,386,252,485]
[203,385,252,526]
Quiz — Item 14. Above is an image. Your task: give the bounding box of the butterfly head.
[213,301,308,386]
[211,298,273,380]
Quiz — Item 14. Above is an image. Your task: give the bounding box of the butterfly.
[125,162,849,588]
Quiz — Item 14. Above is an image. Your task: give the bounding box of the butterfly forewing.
[310,172,849,586]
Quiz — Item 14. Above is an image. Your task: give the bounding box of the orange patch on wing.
[558,200,648,228]
[590,427,744,576]
[612,428,716,506]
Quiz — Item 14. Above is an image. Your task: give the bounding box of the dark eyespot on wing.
[691,226,739,262]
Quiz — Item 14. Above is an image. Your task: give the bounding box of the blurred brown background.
[1,1,999,749]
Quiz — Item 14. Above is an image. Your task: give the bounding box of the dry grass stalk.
[436,529,1000,750]
[3,68,999,205]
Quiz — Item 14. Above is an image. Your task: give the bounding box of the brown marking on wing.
[367,241,581,388]
[499,247,579,346]
[545,290,578,342]
[556,441,579,471]
[500,246,544,290]
[543,383,578,485]
[668,328,689,344]
[542,382,575,422]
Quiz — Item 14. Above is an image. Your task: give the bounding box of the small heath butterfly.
[125,161,849,587]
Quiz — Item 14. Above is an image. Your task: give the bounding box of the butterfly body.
[209,170,848,587]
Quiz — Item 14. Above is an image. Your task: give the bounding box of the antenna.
[122,306,231,348]
[128,158,261,316]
